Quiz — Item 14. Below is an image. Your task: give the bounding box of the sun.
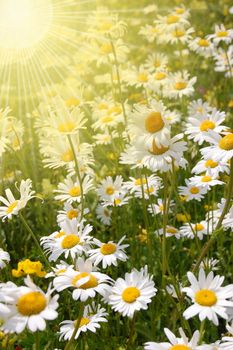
[0,0,53,50]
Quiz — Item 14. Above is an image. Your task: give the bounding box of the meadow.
[0,0,233,349]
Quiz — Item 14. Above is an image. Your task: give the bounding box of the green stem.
[67,135,85,220]
[19,213,51,269]
[126,313,136,350]
[35,331,40,350]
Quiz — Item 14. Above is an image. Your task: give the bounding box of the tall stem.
[67,135,85,219]
[19,212,51,269]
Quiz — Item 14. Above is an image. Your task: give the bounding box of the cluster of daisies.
[0,2,233,349]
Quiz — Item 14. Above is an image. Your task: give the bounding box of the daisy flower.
[182,268,233,325]
[124,175,162,199]
[156,225,181,239]
[0,276,59,333]
[96,204,112,226]
[129,100,171,147]
[155,13,189,32]
[144,53,168,73]
[125,65,151,89]
[179,221,212,240]
[144,327,212,350]
[185,108,228,145]
[59,303,108,341]
[189,37,214,57]
[40,96,87,136]
[88,236,129,268]
[97,175,125,203]
[134,134,187,173]
[40,219,93,262]
[108,266,157,318]
[201,132,233,163]
[208,24,233,45]
[213,46,233,78]
[148,198,175,216]
[192,159,229,177]
[53,258,111,302]
[0,248,10,269]
[220,322,233,350]
[164,71,196,98]
[189,173,224,189]
[45,261,71,278]
[54,175,94,204]
[57,202,89,225]
[179,179,208,201]
[0,179,36,221]
[188,99,212,117]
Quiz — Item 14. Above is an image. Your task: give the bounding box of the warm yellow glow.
[0,0,53,50]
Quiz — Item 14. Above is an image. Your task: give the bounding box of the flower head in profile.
[59,302,108,341]
[0,179,36,221]
[88,236,129,268]
[53,257,111,302]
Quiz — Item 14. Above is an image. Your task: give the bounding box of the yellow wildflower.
[12,259,46,278]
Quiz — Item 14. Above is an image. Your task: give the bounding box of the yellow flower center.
[61,149,74,162]
[135,178,147,186]
[98,21,113,32]
[55,268,67,275]
[105,186,115,195]
[194,223,204,231]
[173,30,185,37]
[189,187,199,194]
[145,186,154,194]
[137,73,148,83]
[7,200,18,214]
[17,292,47,316]
[100,243,117,255]
[201,175,212,182]
[108,105,122,114]
[166,227,177,234]
[122,287,141,303]
[195,289,217,306]
[65,97,80,108]
[154,72,166,80]
[159,204,164,211]
[114,198,122,205]
[67,209,78,219]
[176,8,185,14]
[55,231,65,238]
[72,272,98,289]
[200,120,215,132]
[75,317,90,328]
[100,43,113,54]
[174,82,187,90]
[69,186,81,197]
[61,234,80,249]
[198,39,210,47]
[154,60,161,67]
[145,112,165,133]
[150,140,169,155]
[205,160,218,168]
[217,31,228,37]
[170,346,191,350]
[58,121,76,133]
[98,102,108,110]
[167,15,179,24]
[100,115,114,124]
[218,134,233,150]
